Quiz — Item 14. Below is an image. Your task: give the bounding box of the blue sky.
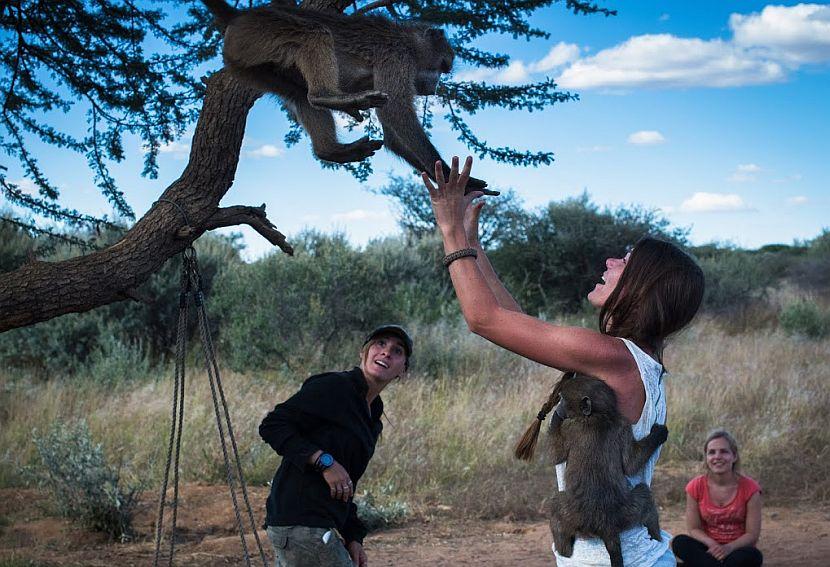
[6,1,829,259]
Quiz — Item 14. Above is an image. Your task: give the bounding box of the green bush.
[82,332,154,386]
[211,232,451,374]
[0,233,242,377]
[780,300,829,339]
[355,489,410,531]
[697,250,778,314]
[32,420,140,541]
[492,193,688,315]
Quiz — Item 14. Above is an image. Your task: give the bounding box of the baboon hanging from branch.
[202,0,493,194]
[515,372,667,567]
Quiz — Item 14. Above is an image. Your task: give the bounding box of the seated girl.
[672,429,762,566]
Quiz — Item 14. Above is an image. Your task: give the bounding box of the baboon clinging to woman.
[202,0,491,193]
[517,372,667,567]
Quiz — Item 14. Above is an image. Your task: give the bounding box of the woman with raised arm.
[672,430,763,566]
[422,157,705,566]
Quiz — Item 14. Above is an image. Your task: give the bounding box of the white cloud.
[627,130,665,145]
[499,61,532,83]
[158,140,190,156]
[679,192,753,213]
[728,163,762,182]
[246,144,284,159]
[774,173,804,183]
[737,163,762,173]
[459,5,830,91]
[577,145,611,153]
[787,195,809,205]
[10,178,39,196]
[557,34,785,89]
[331,209,391,222]
[731,3,830,64]
[455,42,579,85]
[530,42,581,72]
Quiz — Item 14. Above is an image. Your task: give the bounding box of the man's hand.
[347,541,368,567]
[322,461,353,502]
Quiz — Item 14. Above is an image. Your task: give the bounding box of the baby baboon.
[516,372,667,567]
[202,0,491,193]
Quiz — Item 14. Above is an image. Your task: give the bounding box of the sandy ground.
[1,485,828,566]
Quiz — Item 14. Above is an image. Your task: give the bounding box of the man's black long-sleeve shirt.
[259,367,383,545]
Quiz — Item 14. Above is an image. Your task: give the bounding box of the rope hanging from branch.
[152,239,267,566]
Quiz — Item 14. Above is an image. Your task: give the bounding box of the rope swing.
[152,200,267,567]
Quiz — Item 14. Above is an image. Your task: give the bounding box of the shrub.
[211,232,451,374]
[81,332,154,386]
[355,489,410,531]
[32,420,140,541]
[0,233,242,377]
[780,300,829,339]
[493,193,688,315]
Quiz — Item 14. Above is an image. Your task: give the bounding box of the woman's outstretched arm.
[423,157,643,420]
[463,196,522,313]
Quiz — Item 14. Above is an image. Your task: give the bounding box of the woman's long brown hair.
[515,237,705,460]
[599,236,705,363]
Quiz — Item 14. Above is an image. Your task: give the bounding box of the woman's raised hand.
[422,156,483,236]
[463,195,485,249]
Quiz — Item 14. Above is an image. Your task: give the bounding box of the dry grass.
[1,320,827,519]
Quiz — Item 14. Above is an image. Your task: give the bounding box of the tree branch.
[204,204,294,255]
[354,0,403,17]
[0,70,267,333]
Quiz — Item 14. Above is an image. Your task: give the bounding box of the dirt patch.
[1,485,828,566]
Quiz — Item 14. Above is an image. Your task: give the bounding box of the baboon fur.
[201,0,490,192]
[547,373,667,567]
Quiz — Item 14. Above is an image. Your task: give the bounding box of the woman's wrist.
[441,229,469,254]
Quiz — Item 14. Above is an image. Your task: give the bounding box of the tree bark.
[0,70,286,333]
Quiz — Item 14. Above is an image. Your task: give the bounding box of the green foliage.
[2,0,617,239]
[373,176,530,247]
[696,249,779,315]
[780,300,829,339]
[808,229,830,256]
[355,489,410,531]
[491,193,688,315]
[31,420,140,541]
[0,234,243,378]
[0,217,38,272]
[0,0,219,236]
[211,232,449,374]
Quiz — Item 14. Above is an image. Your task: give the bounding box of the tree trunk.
[0,71,266,333]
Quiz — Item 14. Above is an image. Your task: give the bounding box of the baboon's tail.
[202,0,239,25]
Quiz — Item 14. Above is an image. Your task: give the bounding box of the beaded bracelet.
[442,247,478,267]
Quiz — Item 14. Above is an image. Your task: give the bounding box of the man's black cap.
[363,325,413,357]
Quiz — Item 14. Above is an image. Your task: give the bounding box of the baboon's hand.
[345,109,365,123]
[650,423,669,445]
[465,176,499,196]
[317,136,383,164]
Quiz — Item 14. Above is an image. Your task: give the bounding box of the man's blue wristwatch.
[315,452,334,472]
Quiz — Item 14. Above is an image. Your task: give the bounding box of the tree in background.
[0,0,615,332]
[374,175,530,247]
